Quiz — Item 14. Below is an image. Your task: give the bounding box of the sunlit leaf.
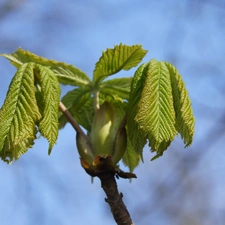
[0,63,41,163]
[0,48,91,86]
[135,59,177,157]
[126,63,148,155]
[36,65,61,154]
[93,44,147,84]
[165,62,195,146]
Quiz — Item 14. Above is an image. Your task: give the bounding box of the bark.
[98,171,135,225]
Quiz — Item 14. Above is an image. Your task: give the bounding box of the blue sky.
[1,1,225,225]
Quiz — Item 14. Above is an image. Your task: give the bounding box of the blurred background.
[0,0,225,224]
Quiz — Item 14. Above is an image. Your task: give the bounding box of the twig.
[58,101,88,141]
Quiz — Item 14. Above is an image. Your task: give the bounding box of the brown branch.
[58,102,89,142]
[97,171,135,225]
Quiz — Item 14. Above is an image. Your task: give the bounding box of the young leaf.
[135,59,177,157]
[126,63,148,155]
[93,44,148,84]
[58,87,93,131]
[0,48,91,87]
[36,65,61,154]
[122,136,141,172]
[100,77,132,101]
[0,63,41,163]
[165,62,195,146]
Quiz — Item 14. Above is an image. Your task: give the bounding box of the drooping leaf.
[135,59,177,158]
[59,87,93,131]
[93,44,147,84]
[0,48,91,86]
[0,63,41,163]
[36,65,61,154]
[165,62,195,146]
[126,63,148,155]
[122,136,141,172]
[34,82,45,116]
[100,77,132,101]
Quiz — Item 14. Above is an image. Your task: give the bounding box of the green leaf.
[93,43,147,84]
[0,48,91,87]
[165,62,195,146]
[59,87,93,131]
[135,59,177,157]
[0,63,41,163]
[122,136,141,172]
[36,65,61,154]
[126,63,148,155]
[100,77,132,101]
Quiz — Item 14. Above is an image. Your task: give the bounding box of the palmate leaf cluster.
[127,60,195,160]
[0,61,61,163]
[0,44,195,172]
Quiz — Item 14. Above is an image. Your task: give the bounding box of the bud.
[112,126,127,165]
[90,101,123,158]
[76,133,94,167]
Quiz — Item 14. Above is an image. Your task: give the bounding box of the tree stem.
[98,172,135,225]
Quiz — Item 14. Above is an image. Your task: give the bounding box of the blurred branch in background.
[0,0,26,19]
[0,0,27,51]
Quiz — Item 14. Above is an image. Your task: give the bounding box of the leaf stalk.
[58,101,89,142]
